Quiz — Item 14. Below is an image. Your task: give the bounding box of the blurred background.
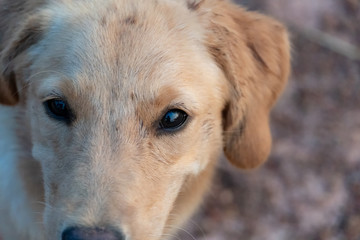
[178,0,360,239]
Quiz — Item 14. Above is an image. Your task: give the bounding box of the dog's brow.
[42,90,65,100]
[161,102,193,115]
[154,86,199,110]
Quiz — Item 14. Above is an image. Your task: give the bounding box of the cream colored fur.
[0,0,290,239]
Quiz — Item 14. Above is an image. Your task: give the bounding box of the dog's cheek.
[28,101,54,162]
[27,98,62,201]
[27,97,64,161]
[188,116,223,175]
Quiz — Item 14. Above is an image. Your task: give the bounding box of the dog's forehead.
[35,0,220,113]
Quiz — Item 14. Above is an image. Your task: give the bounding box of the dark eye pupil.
[160,109,187,130]
[52,100,66,113]
[44,99,71,122]
[164,111,179,123]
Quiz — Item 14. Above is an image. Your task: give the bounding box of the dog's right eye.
[44,99,72,123]
[159,109,188,131]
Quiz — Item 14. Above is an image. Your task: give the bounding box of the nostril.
[62,227,125,240]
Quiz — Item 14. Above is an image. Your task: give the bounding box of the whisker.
[167,213,207,240]
[159,233,182,240]
[163,223,198,240]
[175,227,198,240]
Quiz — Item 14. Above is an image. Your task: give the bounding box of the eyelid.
[41,91,65,102]
[161,103,193,117]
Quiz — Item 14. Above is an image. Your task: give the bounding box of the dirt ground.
[177,1,360,240]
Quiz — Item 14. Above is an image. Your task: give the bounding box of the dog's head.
[0,0,290,239]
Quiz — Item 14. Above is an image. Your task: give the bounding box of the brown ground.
[178,1,360,239]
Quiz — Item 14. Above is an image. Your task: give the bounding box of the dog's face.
[0,0,290,239]
[24,2,226,238]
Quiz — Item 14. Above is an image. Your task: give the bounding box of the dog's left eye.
[44,99,72,123]
[159,109,188,131]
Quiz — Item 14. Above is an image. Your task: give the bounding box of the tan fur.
[0,0,290,239]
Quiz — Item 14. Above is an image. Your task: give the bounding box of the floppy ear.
[192,0,290,168]
[0,13,47,105]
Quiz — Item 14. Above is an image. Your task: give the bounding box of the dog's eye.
[160,109,188,130]
[44,99,72,123]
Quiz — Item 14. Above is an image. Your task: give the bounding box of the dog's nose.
[62,227,125,240]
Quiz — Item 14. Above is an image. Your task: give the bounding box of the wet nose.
[62,227,125,240]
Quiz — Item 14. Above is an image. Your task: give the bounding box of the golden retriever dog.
[0,0,290,239]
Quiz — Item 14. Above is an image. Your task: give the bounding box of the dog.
[0,0,290,239]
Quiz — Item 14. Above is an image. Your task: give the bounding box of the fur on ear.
[0,12,48,105]
[195,0,290,168]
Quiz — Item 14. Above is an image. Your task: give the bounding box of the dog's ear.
[192,0,290,168]
[0,13,48,105]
